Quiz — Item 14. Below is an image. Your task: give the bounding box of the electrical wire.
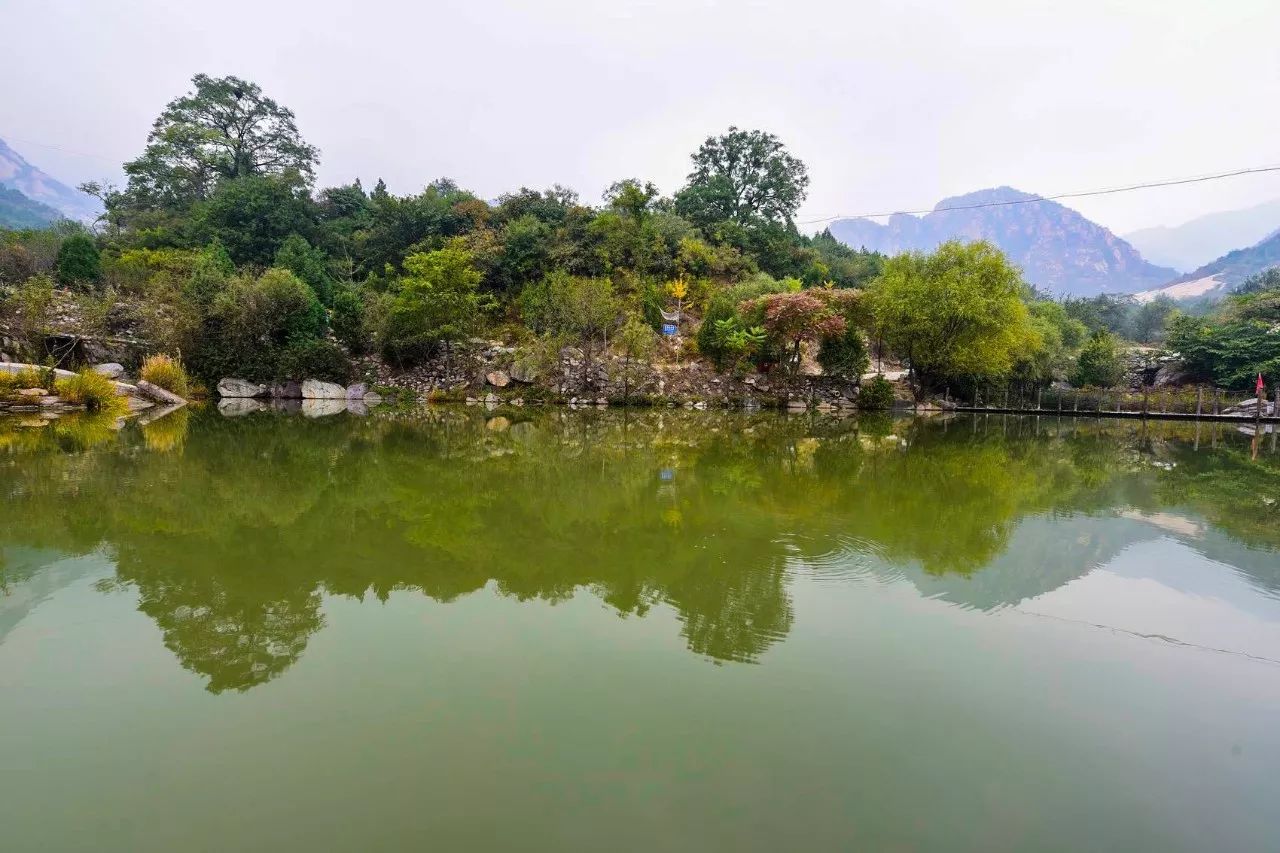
[798,163,1280,225]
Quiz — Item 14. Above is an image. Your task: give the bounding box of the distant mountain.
[0,136,100,222]
[1125,198,1280,272]
[0,185,62,229]
[828,187,1178,297]
[1134,229,1280,304]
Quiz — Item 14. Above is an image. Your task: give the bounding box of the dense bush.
[857,374,895,410]
[1071,330,1125,388]
[381,246,485,366]
[55,233,101,287]
[696,273,794,368]
[277,338,352,383]
[818,327,869,379]
[189,267,327,382]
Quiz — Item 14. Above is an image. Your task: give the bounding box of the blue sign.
[661,323,678,336]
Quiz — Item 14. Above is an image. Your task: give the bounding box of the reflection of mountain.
[0,548,108,644]
[0,409,1276,692]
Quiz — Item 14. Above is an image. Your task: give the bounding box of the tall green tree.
[674,127,809,228]
[121,73,319,212]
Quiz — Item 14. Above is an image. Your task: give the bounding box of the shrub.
[818,327,869,379]
[189,267,327,382]
[330,286,368,353]
[696,273,792,368]
[382,246,486,366]
[274,234,336,306]
[1071,330,1125,388]
[56,233,101,287]
[0,367,46,397]
[857,375,895,411]
[278,338,352,383]
[3,273,56,338]
[140,354,191,397]
[55,368,125,413]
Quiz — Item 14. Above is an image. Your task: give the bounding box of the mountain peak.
[933,186,1041,210]
[828,186,1174,297]
[0,136,101,222]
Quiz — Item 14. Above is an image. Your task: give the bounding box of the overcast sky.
[4,0,1279,233]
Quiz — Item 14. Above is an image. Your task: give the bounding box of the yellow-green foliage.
[0,367,47,397]
[140,354,191,398]
[55,369,126,413]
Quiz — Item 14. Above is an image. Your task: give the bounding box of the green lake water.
[2,407,1279,851]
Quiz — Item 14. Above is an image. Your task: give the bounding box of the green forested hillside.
[0,185,60,229]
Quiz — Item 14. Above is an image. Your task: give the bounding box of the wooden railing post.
[1196,385,1203,417]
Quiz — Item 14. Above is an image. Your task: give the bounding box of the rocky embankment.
[363,340,895,412]
[0,361,187,425]
[215,377,384,417]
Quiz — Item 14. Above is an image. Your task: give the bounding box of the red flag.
[1258,373,1266,396]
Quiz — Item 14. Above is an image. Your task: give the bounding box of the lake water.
[2,407,1279,851]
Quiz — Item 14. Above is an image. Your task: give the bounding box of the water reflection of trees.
[0,409,1276,692]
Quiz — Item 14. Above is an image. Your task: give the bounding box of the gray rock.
[137,403,185,426]
[346,400,369,416]
[1152,362,1191,387]
[218,378,269,398]
[346,382,368,400]
[0,363,73,380]
[218,398,266,417]
[301,379,347,399]
[270,380,303,399]
[124,396,155,412]
[302,398,347,418]
[486,371,510,388]
[509,362,539,383]
[362,392,384,405]
[135,380,186,406]
[92,363,125,380]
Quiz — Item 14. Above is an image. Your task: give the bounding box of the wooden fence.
[944,384,1280,423]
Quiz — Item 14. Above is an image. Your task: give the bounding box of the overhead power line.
[1,133,123,165]
[798,163,1280,225]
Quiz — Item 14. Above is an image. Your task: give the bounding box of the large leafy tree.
[869,240,1039,391]
[674,127,809,228]
[122,74,319,211]
[382,244,486,365]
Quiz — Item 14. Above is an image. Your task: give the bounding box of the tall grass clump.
[139,354,191,398]
[0,367,47,397]
[55,369,126,413]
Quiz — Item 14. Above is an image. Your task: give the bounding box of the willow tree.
[869,240,1040,393]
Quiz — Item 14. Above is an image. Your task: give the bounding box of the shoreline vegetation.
[2,74,1279,414]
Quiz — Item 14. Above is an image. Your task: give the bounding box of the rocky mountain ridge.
[0,137,101,222]
[829,187,1178,297]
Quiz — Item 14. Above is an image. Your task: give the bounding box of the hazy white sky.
[4,0,1279,233]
